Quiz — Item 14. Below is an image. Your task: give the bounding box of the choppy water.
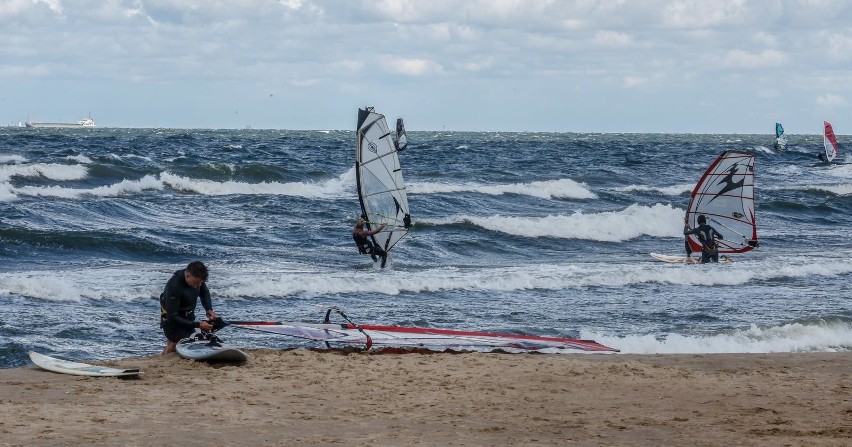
[1,127,850,368]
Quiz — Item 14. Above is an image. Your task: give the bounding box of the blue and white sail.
[774,122,787,151]
[355,107,412,256]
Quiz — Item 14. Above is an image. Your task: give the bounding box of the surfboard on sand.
[650,252,732,264]
[29,351,141,377]
[176,333,247,363]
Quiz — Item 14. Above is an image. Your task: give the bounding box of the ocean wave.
[11,175,164,199]
[595,320,852,354]
[0,155,27,164]
[421,203,683,241]
[0,163,88,182]
[408,178,596,199]
[613,184,692,196]
[159,169,353,198]
[213,255,852,298]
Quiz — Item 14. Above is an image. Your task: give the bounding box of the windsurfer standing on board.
[353,218,388,265]
[683,215,723,263]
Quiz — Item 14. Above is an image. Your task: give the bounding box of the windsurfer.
[817,152,827,162]
[684,215,723,263]
[353,218,387,264]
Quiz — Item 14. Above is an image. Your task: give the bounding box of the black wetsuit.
[684,224,723,263]
[353,230,385,259]
[160,269,212,342]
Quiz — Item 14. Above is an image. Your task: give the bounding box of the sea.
[1,127,850,368]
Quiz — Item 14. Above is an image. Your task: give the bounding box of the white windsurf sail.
[685,151,758,254]
[824,121,839,162]
[230,308,617,353]
[774,122,787,151]
[356,107,412,255]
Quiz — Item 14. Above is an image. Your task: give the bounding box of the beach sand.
[0,349,850,446]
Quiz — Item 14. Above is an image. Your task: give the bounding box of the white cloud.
[719,49,788,69]
[816,94,848,107]
[662,0,750,28]
[383,58,443,77]
[623,76,647,88]
[594,31,633,47]
[825,32,852,61]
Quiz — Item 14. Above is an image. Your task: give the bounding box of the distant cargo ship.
[25,114,95,128]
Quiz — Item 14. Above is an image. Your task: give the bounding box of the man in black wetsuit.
[160,261,217,354]
[683,215,724,263]
[353,218,387,265]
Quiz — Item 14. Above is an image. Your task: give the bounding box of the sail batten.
[355,107,412,256]
[685,151,757,254]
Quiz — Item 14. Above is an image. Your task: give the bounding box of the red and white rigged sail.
[685,151,758,254]
[824,121,839,162]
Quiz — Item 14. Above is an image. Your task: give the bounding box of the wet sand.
[1,349,850,446]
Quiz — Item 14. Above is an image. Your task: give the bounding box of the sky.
[1,0,851,132]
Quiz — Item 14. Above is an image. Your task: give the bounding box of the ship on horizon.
[25,113,95,128]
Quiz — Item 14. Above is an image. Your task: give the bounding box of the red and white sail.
[824,121,839,162]
[232,321,618,353]
[685,151,758,254]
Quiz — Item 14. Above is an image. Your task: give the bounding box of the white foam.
[13,175,164,199]
[0,155,27,164]
[0,163,88,182]
[591,321,852,354]
[159,168,354,198]
[423,203,683,241]
[614,184,692,196]
[65,155,92,164]
[213,254,852,298]
[408,178,596,199]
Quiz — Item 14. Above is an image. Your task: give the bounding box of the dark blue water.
[1,127,850,368]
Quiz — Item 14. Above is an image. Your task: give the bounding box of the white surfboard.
[650,252,733,264]
[29,351,141,377]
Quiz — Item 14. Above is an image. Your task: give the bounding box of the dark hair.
[697,215,707,225]
[186,261,209,281]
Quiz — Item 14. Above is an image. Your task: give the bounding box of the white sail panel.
[685,151,757,254]
[356,107,411,254]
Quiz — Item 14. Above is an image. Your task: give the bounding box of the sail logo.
[709,163,745,203]
[368,141,378,153]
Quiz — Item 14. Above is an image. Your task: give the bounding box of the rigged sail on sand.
[231,307,618,353]
[685,151,758,254]
[823,121,839,162]
[355,107,412,259]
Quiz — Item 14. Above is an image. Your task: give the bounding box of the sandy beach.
[1,349,850,446]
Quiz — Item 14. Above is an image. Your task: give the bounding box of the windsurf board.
[650,252,733,264]
[29,351,141,377]
[176,336,247,363]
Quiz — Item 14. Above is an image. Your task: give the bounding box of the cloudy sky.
[1,0,850,132]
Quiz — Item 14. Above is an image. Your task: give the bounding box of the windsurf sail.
[685,151,758,254]
[356,107,412,257]
[230,308,618,353]
[774,122,787,151]
[395,118,408,151]
[823,121,839,162]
